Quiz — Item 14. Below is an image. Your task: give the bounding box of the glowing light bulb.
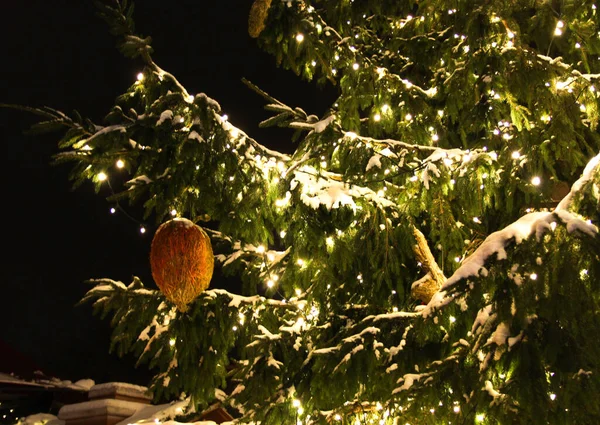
[511,151,521,159]
[297,259,305,266]
[140,227,146,234]
[530,273,538,280]
[232,325,238,331]
[280,230,287,238]
[257,245,265,254]
[405,113,413,121]
[137,72,144,81]
[110,207,116,214]
[169,338,176,346]
[267,280,275,288]
[453,405,460,413]
[550,393,557,401]
[296,33,304,42]
[292,399,301,408]
[432,134,439,142]
[352,62,359,70]
[97,172,107,181]
[476,414,485,422]
[373,113,381,122]
[170,209,177,216]
[531,176,541,186]
[116,159,125,168]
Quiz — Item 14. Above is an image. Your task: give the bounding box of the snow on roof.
[0,373,93,391]
[89,381,151,400]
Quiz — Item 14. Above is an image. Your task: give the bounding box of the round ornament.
[150,217,214,312]
[248,0,273,38]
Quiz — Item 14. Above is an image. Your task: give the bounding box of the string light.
[353,63,359,70]
[140,226,146,234]
[116,159,125,168]
[137,72,144,81]
[531,176,541,186]
[296,33,304,42]
[97,172,107,181]
[554,21,564,36]
[110,207,116,214]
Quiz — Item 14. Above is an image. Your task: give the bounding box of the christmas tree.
[7,0,600,423]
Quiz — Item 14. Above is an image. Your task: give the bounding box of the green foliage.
[8,0,600,424]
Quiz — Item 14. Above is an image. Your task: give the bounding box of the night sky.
[1,1,336,386]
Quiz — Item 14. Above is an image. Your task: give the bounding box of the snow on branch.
[423,209,597,317]
[555,151,600,212]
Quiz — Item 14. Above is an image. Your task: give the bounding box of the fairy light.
[267,279,275,288]
[405,113,413,121]
[353,62,360,70]
[511,151,521,159]
[110,207,116,214]
[232,325,238,331]
[169,338,176,346]
[326,236,334,247]
[531,176,541,186]
[140,226,146,234]
[373,113,381,122]
[296,33,304,42]
[550,393,557,401]
[476,414,485,422]
[116,159,125,168]
[453,405,461,413]
[280,230,287,238]
[554,21,564,36]
[334,414,342,421]
[257,245,266,254]
[530,273,538,280]
[297,259,305,267]
[575,42,581,48]
[137,72,144,81]
[97,172,107,181]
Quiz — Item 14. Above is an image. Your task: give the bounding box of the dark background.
[1,1,336,386]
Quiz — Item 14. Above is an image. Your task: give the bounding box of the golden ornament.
[248,0,273,38]
[150,218,214,312]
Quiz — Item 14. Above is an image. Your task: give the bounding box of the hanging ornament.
[248,0,273,38]
[150,217,214,312]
